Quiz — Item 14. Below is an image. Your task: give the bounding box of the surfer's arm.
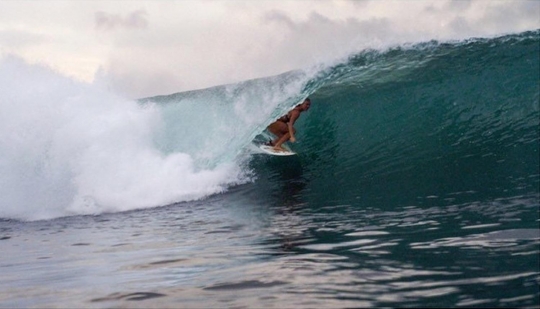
[288,111,300,142]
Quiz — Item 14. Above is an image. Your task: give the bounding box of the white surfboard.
[259,144,296,156]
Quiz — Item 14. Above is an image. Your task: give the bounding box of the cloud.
[0,29,47,48]
[94,1,540,98]
[449,16,473,34]
[1,0,538,99]
[445,0,473,11]
[259,10,395,68]
[263,10,296,30]
[95,9,149,31]
[101,63,183,99]
[480,1,540,32]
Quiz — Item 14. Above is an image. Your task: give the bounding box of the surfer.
[266,98,311,152]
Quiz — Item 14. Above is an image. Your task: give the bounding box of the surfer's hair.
[296,98,310,107]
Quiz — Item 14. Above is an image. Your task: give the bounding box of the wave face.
[0,30,538,221]
[285,30,540,209]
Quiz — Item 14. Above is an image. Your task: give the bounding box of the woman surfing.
[266,98,311,152]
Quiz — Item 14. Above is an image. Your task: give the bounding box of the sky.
[0,0,538,99]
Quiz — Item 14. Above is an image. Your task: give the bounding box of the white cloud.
[0,0,538,99]
[0,28,48,49]
[95,9,149,31]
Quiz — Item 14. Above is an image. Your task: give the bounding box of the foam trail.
[0,57,248,221]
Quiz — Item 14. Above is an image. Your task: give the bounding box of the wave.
[1,30,538,221]
[0,58,251,220]
[297,31,539,208]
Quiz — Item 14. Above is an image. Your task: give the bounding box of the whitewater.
[1,30,539,308]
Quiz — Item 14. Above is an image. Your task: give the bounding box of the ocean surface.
[1,30,539,308]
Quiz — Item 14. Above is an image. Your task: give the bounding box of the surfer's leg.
[271,136,282,147]
[273,133,290,151]
[273,126,296,150]
[267,121,287,146]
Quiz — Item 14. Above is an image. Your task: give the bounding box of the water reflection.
[238,190,540,308]
[1,187,538,308]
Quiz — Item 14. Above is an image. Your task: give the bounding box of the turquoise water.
[1,31,539,307]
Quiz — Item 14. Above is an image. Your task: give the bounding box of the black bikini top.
[277,107,301,123]
[278,114,290,123]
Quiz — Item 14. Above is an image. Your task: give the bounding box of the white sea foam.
[0,57,252,221]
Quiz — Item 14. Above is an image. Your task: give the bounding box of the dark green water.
[1,31,538,308]
[238,30,540,307]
